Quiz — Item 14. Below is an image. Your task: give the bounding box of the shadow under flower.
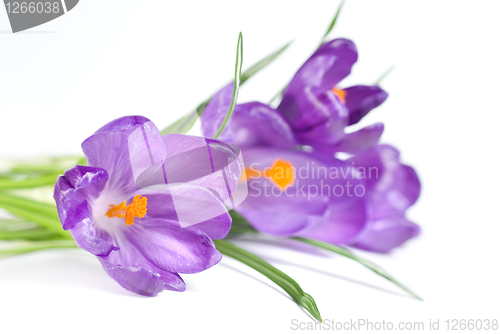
[218,262,318,322]
[0,248,149,298]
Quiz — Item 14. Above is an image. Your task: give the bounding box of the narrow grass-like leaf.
[2,156,85,176]
[0,193,69,238]
[321,0,346,42]
[0,228,62,241]
[0,174,60,190]
[0,240,77,258]
[213,32,244,139]
[374,64,396,85]
[292,237,422,300]
[227,210,258,236]
[214,239,322,322]
[160,38,291,136]
[240,40,292,85]
[160,99,210,136]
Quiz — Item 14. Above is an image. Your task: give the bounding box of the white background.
[1,1,499,333]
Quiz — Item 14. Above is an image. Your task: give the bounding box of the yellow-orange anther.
[105,195,148,226]
[332,86,347,104]
[240,167,261,182]
[264,159,295,190]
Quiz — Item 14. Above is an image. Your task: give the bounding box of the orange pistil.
[105,195,148,226]
[332,86,347,104]
[240,159,295,190]
[264,159,295,190]
[240,167,261,182]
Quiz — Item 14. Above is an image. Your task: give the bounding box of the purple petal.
[347,145,421,220]
[98,258,186,296]
[238,208,325,236]
[70,216,117,257]
[161,134,242,203]
[135,184,231,238]
[82,116,166,195]
[229,102,296,148]
[54,165,107,230]
[117,218,222,274]
[53,165,116,256]
[344,85,388,125]
[351,216,420,253]
[300,197,368,244]
[280,85,348,129]
[334,123,385,154]
[200,83,234,141]
[285,38,358,95]
[236,147,336,235]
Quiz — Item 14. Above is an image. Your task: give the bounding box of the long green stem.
[0,240,77,257]
[213,32,244,139]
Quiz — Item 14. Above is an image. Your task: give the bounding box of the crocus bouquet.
[0,4,420,322]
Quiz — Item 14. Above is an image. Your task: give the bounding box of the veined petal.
[134,184,231,239]
[160,134,242,203]
[116,218,222,274]
[229,102,296,148]
[279,86,348,146]
[98,258,186,296]
[54,165,108,230]
[344,85,388,125]
[54,165,116,256]
[285,38,358,95]
[82,116,166,195]
[71,216,117,257]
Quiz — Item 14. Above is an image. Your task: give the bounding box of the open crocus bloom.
[277,38,388,152]
[202,97,368,241]
[201,74,420,252]
[54,116,242,296]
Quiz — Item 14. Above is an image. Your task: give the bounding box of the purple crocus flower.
[302,144,421,252]
[54,116,242,296]
[277,38,388,152]
[202,91,368,242]
[201,69,420,252]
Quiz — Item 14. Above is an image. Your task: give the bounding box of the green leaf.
[213,32,244,139]
[321,0,346,41]
[0,174,59,190]
[214,239,322,322]
[2,156,85,176]
[0,228,62,241]
[159,39,291,136]
[292,237,423,301]
[227,210,259,236]
[374,64,396,85]
[0,193,70,238]
[240,40,293,85]
[0,240,77,258]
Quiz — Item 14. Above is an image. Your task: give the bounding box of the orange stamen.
[105,195,148,226]
[264,159,295,190]
[332,86,347,104]
[240,167,261,182]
